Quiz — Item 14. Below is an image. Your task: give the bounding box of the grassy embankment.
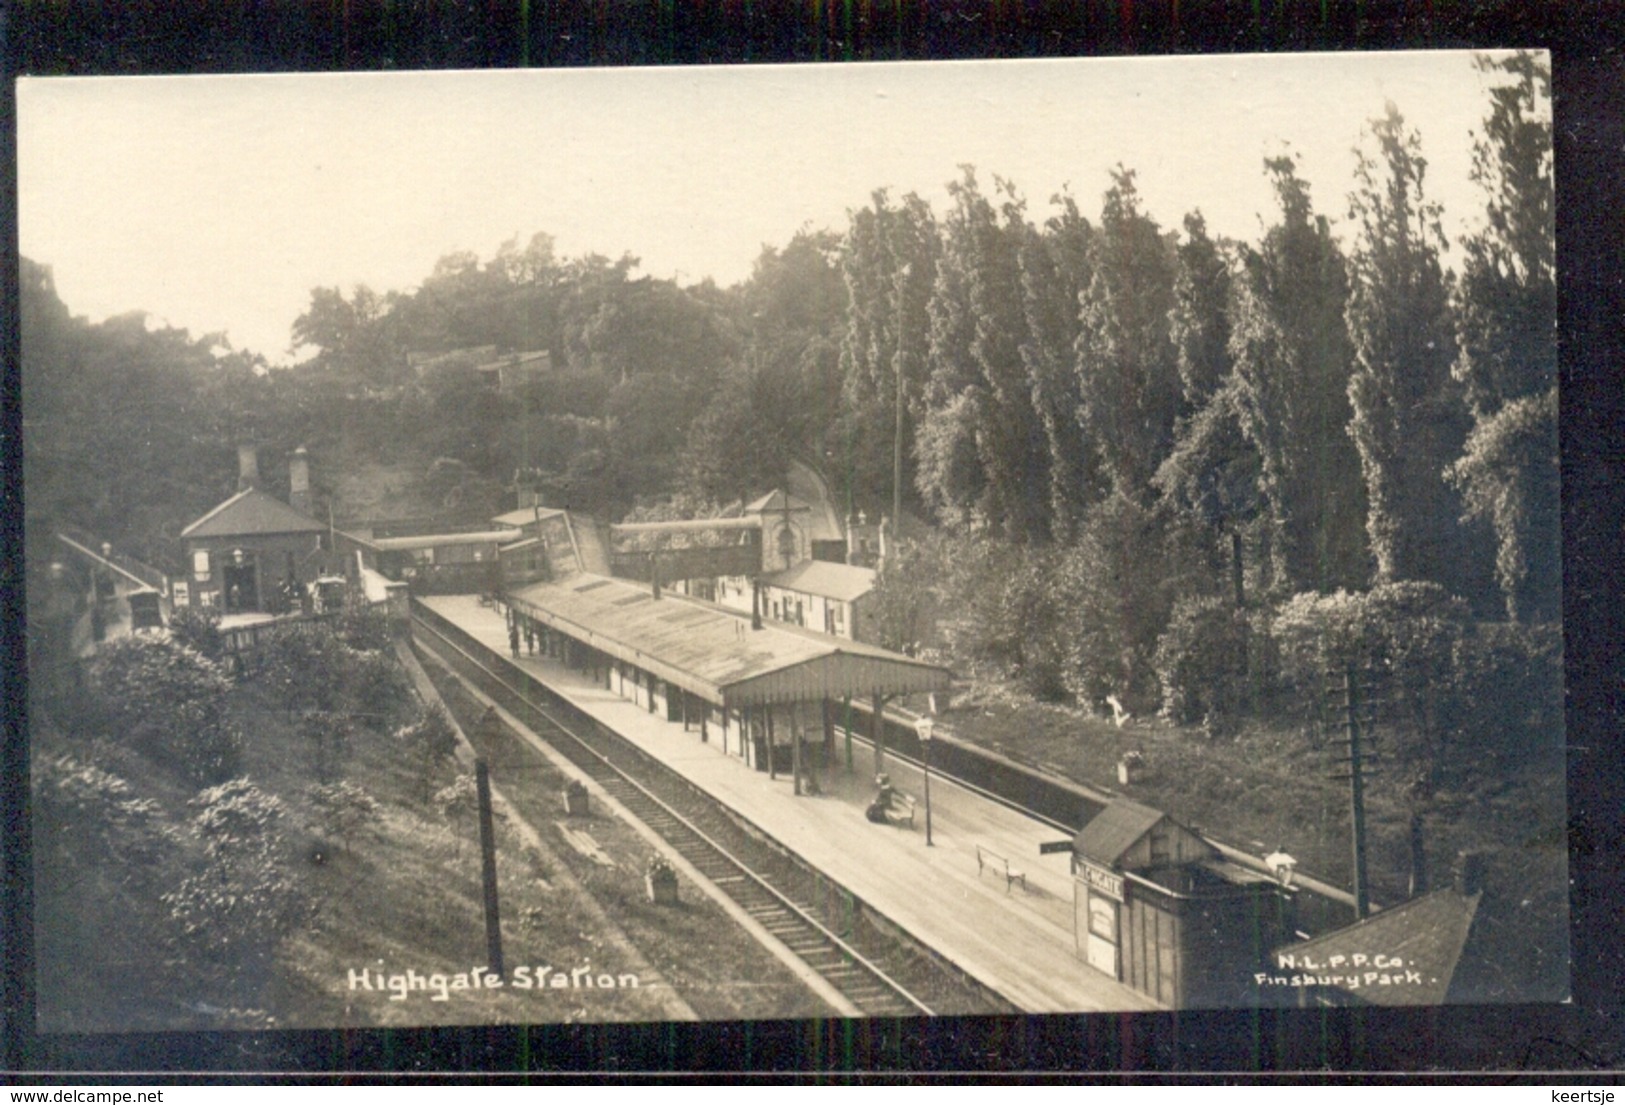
[923,677,1570,1000]
[32,628,834,1032]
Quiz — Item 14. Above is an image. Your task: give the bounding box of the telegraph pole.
[474,758,505,978]
[1328,667,1374,920]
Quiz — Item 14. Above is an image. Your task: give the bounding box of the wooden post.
[766,706,777,780]
[843,694,854,772]
[474,758,504,979]
[792,706,803,797]
[873,693,887,777]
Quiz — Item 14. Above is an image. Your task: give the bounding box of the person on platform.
[509,622,521,658]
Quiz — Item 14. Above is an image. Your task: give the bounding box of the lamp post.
[915,715,935,847]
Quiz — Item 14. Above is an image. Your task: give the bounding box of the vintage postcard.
[18,52,1565,1037]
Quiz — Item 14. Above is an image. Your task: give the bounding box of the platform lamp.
[915,715,935,846]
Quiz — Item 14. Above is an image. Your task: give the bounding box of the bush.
[162,779,304,970]
[1154,596,1254,732]
[399,703,459,801]
[1271,581,1479,773]
[167,604,224,661]
[307,780,381,853]
[1440,621,1564,758]
[337,598,392,652]
[83,634,242,784]
[1054,494,1202,715]
[344,647,405,714]
[32,753,167,873]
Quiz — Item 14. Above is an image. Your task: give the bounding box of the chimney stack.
[237,444,260,491]
[1454,850,1487,897]
[289,446,312,515]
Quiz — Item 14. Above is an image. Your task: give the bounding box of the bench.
[976,844,1027,892]
[883,792,917,828]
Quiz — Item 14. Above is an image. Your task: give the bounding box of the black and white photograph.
[17,50,1567,1036]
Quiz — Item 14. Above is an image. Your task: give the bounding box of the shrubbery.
[167,604,224,660]
[82,634,242,784]
[399,703,459,801]
[1153,595,1255,733]
[162,778,304,970]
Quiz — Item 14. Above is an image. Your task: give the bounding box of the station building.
[178,445,330,613]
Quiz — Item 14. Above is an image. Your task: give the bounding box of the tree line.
[23,57,1554,721]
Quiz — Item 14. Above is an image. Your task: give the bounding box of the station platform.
[419,594,1161,1014]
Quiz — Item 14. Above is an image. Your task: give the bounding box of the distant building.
[179,445,328,613]
[407,346,552,393]
[758,558,877,640]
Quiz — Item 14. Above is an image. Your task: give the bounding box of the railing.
[55,528,170,594]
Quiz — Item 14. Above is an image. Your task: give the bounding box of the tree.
[1055,492,1201,713]
[1075,169,1185,503]
[1159,212,1265,602]
[917,169,1051,542]
[837,190,939,518]
[1229,159,1368,595]
[863,536,943,655]
[1018,192,1098,539]
[1345,106,1484,598]
[1448,52,1559,623]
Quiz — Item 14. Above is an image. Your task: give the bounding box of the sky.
[18,51,1542,367]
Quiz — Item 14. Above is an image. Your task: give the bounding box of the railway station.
[414,590,1167,1013]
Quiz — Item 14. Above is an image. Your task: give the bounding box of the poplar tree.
[1019,192,1097,540]
[1229,159,1368,594]
[837,191,938,516]
[1345,106,1478,595]
[917,169,1050,541]
[1075,169,1184,504]
[1447,52,1559,622]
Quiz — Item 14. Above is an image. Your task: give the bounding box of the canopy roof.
[508,572,951,709]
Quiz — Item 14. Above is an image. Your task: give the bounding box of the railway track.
[412,606,1015,1018]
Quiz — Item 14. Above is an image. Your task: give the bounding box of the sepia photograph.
[17,50,1567,1038]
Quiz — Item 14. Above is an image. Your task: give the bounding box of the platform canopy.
[507,572,951,710]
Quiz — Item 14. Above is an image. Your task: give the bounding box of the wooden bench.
[976,844,1026,892]
[883,792,917,828]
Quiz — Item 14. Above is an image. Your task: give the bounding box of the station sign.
[1081,860,1124,902]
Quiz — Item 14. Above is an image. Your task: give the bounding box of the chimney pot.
[237,444,261,491]
[1454,850,1487,897]
[289,446,312,515]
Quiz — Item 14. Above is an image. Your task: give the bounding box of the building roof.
[370,529,521,551]
[1073,799,1172,867]
[762,559,878,603]
[745,489,807,515]
[507,571,952,709]
[491,506,566,528]
[181,488,325,541]
[1271,886,1483,1006]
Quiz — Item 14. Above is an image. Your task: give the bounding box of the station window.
[193,549,210,582]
